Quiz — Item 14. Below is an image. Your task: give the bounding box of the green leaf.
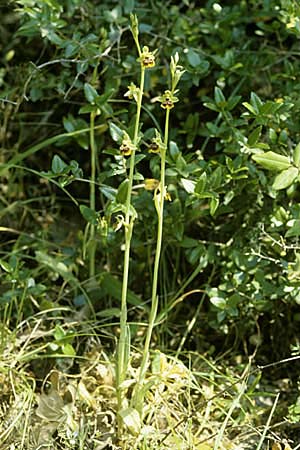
[30,87,43,102]
[248,126,262,146]
[116,179,129,204]
[0,259,13,273]
[210,195,219,216]
[195,172,207,194]
[272,166,298,190]
[293,143,300,167]
[224,190,234,205]
[226,95,241,111]
[180,237,199,248]
[95,88,115,107]
[79,104,100,114]
[62,343,76,356]
[79,205,98,225]
[54,325,65,341]
[109,122,123,143]
[203,102,220,112]
[46,30,64,46]
[100,185,117,201]
[62,116,75,132]
[84,82,98,104]
[260,101,281,115]
[124,0,135,13]
[250,91,263,111]
[286,220,300,238]
[210,296,227,309]
[242,102,257,115]
[252,151,291,171]
[210,166,223,188]
[214,86,226,106]
[169,141,180,160]
[51,155,68,174]
[187,49,201,68]
[181,178,195,193]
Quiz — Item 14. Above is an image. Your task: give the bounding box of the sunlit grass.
[0,315,289,450]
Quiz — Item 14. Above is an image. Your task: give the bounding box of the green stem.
[132,108,170,412]
[88,62,100,279]
[89,110,97,278]
[117,67,145,416]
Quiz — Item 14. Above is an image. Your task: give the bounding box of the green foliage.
[2,0,300,445]
[2,0,300,346]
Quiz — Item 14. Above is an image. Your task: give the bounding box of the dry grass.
[0,316,295,450]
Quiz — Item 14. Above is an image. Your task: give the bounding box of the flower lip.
[119,135,136,156]
[158,90,178,110]
[142,55,155,67]
[120,144,132,156]
[149,142,160,153]
[139,46,156,68]
[161,97,174,109]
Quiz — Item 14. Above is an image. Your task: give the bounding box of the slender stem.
[89,110,96,278]
[132,108,170,412]
[88,63,99,279]
[117,67,145,415]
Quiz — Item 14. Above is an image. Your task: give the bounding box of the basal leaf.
[119,407,141,435]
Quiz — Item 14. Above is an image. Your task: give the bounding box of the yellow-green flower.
[124,82,140,103]
[144,178,160,191]
[158,90,179,110]
[148,142,160,153]
[148,130,166,154]
[139,46,156,68]
[119,133,136,156]
[165,191,172,201]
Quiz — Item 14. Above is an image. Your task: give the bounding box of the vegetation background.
[1,0,300,448]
